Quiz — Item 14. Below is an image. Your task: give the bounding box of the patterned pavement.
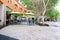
[0,25,60,40]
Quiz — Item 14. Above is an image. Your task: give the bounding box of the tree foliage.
[31,0,58,15]
[20,0,58,13]
[45,9,59,20]
[20,0,33,10]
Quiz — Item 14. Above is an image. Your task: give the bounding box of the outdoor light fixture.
[26,13,33,14]
[11,11,20,14]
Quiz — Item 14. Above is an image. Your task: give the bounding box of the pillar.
[0,3,6,26]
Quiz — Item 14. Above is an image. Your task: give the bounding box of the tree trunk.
[42,10,46,24]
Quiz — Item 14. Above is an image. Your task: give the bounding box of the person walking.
[32,18,35,25]
[10,15,14,24]
[28,18,32,25]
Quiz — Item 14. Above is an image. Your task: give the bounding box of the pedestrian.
[10,15,14,24]
[28,18,32,25]
[32,18,35,25]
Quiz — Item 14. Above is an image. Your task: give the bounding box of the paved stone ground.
[45,22,60,27]
[0,25,60,40]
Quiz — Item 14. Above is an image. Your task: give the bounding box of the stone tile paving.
[0,25,60,40]
[45,22,60,27]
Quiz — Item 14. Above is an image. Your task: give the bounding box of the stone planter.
[0,22,3,28]
[37,22,49,26]
[0,20,3,28]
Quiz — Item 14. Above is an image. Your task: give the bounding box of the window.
[7,0,12,4]
[0,1,3,4]
[24,10,27,13]
[15,0,19,2]
[19,7,22,12]
[14,4,18,8]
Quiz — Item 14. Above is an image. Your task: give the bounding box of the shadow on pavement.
[0,34,18,40]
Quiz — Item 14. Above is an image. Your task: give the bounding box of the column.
[0,4,6,26]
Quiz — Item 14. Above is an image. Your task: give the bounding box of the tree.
[20,0,59,24]
[29,0,59,24]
